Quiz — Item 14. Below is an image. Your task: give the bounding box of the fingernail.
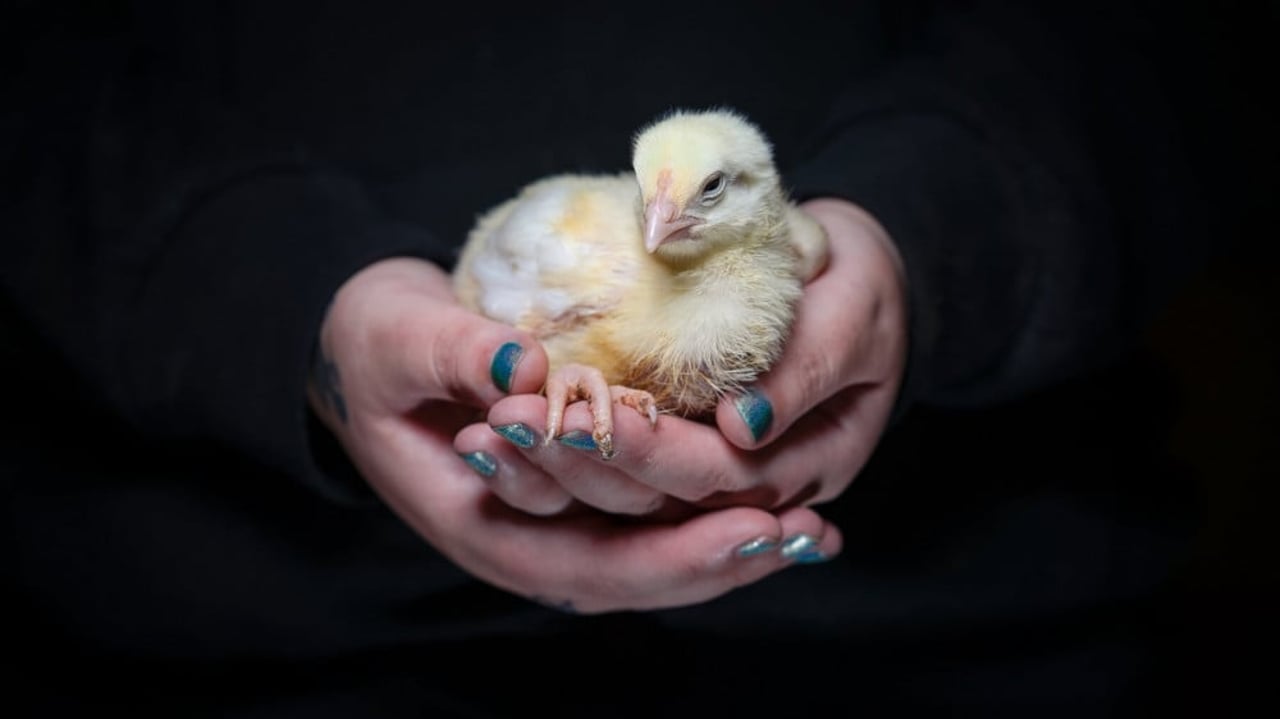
[791,549,830,565]
[490,342,524,393]
[734,387,773,443]
[492,422,537,449]
[557,430,596,451]
[458,450,497,478]
[734,536,780,558]
[779,533,818,560]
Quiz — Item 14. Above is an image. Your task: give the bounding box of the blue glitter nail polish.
[490,342,524,393]
[458,451,498,478]
[779,534,818,560]
[492,423,537,449]
[734,387,774,443]
[734,536,779,558]
[791,549,829,565]
[557,430,597,451]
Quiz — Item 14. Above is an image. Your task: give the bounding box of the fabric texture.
[2,1,1266,715]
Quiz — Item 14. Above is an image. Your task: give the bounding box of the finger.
[399,304,549,407]
[715,234,863,449]
[716,199,905,449]
[786,203,831,282]
[590,383,889,506]
[775,505,844,565]
[573,507,794,611]
[473,504,823,613]
[487,393,676,516]
[369,419,823,613]
[321,258,549,412]
[454,421,574,516]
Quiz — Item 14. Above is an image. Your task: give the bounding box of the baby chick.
[455,109,827,459]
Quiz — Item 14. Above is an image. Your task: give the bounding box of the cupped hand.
[461,198,907,516]
[310,256,839,613]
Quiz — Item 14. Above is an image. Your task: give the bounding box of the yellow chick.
[454,109,827,459]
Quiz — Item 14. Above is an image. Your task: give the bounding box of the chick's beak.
[643,190,699,253]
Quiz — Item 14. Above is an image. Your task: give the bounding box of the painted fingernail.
[557,430,597,451]
[490,342,524,393]
[791,549,830,565]
[734,386,773,443]
[779,533,818,560]
[734,536,780,558]
[492,422,537,449]
[458,450,497,478]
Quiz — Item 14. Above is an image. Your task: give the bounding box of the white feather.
[464,177,632,328]
[454,109,825,416]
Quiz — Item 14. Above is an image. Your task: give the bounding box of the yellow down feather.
[454,109,827,417]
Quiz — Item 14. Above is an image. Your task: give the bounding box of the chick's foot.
[545,363,617,460]
[545,365,658,461]
[611,386,659,429]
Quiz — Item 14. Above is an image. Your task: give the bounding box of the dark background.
[3,1,1276,715]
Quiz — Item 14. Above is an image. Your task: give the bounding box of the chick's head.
[632,109,782,264]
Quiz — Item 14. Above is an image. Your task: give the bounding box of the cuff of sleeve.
[122,170,444,502]
[786,114,1031,417]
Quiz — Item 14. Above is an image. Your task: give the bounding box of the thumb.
[406,304,549,407]
[714,199,904,449]
[712,291,856,449]
[714,248,864,449]
[321,257,548,415]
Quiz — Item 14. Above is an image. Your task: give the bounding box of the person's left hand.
[453,197,908,520]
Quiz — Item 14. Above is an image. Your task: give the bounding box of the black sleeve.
[788,2,1237,412]
[1,4,450,499]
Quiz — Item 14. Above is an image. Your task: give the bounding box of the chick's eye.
[700,173,726,203]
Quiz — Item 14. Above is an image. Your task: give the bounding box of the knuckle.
[683,464,749,502]
[705,465,741,495]
[428,314,470,389]
[796,346,842,404]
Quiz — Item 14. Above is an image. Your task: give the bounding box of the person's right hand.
[308,256,841,613]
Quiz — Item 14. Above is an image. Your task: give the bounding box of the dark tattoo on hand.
[310,345,348,425]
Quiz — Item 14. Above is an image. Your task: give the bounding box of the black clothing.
[3,1,1270,715]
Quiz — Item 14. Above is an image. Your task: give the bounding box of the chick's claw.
[597,386,658,460]
[544,363,617,461]
[611,386,659,429]
[593,432,615,461]
[544,365,660,461]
